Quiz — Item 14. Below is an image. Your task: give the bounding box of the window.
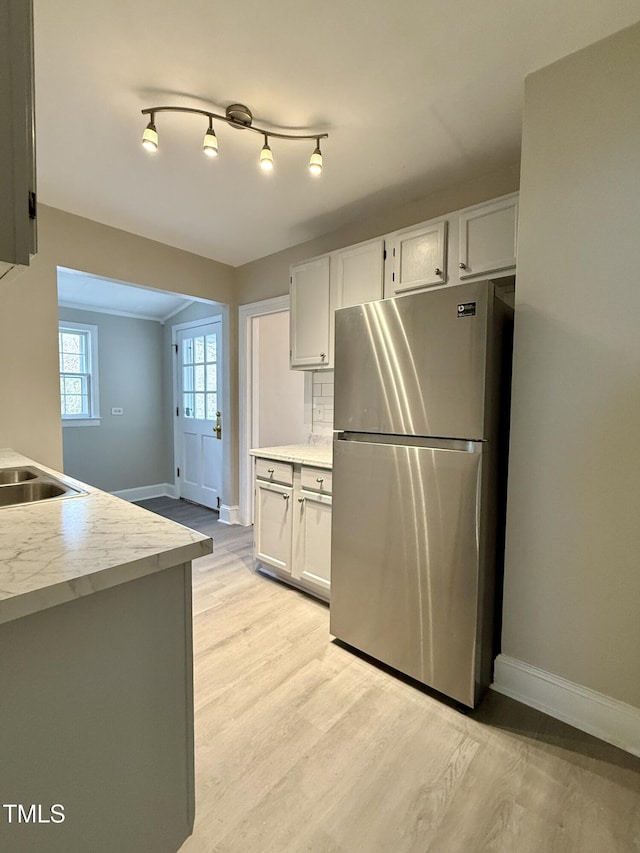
[182,331,218,421]
[59,322,100,425]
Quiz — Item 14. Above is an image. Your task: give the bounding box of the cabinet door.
[458,195,518,279]
[295,490,332,594]
[290,256,331,369]
[254,480,293,574]
[387,220,447,295]
[333,240,384,309]
[0,0,37,265]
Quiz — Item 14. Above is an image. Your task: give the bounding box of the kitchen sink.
[0,466,87,507]
[0,466,39,484]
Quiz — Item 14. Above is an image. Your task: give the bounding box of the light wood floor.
[138,499,640,853]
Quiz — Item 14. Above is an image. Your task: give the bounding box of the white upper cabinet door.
[333,239,385,310]
[458,194,518,279]
[387,220,447,295]
[290,255,331,369]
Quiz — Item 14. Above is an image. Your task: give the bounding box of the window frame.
[59,321,101,427]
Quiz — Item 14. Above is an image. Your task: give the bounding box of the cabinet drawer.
[255,458,293,486]
[301,466,333,494]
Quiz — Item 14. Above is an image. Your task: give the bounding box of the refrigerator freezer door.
[330,437,483,707]
[334,282,490,440]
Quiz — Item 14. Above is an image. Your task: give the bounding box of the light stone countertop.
[249,443,333,469]
[0,448,213,626]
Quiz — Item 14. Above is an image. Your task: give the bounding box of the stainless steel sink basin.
[0,466,39,484]
[0,466,87,507]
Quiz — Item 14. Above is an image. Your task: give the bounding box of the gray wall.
[59,307,166,492]
[502,22,640,708]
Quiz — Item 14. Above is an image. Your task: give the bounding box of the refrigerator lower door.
[330,437,483,707]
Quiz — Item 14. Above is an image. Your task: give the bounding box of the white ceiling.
[57,267,196,321]
[34,0,640,268]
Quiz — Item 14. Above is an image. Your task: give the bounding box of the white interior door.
[176,320,222,509]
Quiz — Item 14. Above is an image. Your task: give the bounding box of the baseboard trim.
[492,654,640,757]
[218,504,240,525]
[111,483,177,502]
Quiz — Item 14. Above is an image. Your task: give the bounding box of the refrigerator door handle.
[335,431,483,453]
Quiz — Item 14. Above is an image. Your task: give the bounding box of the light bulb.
[203,127,218,157]
[309,146,323,176]
[142,121,158,153]
[259,140,274,171]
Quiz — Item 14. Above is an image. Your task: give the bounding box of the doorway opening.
[172,316,223,512]
[57,266,227,510]
[239,296,311,526]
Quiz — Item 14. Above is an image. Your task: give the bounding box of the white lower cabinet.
[254,479,293,575]
[254,459,332,600]
[294,488,332,594]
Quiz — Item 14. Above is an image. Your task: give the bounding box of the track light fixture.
[140,102,328,175]
[309,139,323,176]
[141,118,158,153]
[202,117,218,157]
[259,135,274,171]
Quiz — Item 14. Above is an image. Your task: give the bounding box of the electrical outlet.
[111,407,124,415]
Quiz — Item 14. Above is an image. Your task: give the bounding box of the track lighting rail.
[140,102,328,174]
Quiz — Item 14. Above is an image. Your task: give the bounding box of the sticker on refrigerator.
[457,302,476,318]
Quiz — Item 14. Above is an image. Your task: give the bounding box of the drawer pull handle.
[316,477,324,484]
[267,467,274,474]
[283,493,289,501]
[298,497,305,503]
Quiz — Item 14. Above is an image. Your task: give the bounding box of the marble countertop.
[0,449,213,626]
[249,443,333,469]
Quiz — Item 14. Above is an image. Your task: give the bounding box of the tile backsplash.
[311,370,334,437]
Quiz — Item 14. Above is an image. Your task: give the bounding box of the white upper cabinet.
[332,239,385,309]
[0,0,37,269]
[290,255,331,369]
[289,193,518,369]
[290,239,384,371]
[385,220,447,296]
[457,194,518,280]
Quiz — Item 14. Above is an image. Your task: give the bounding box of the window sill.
[62,418,101,428]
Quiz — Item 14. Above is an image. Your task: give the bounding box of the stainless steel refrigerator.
[330,280,513,708]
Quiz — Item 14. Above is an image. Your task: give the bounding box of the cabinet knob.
[283,493,290,501]
[434,268,442,276]
[316,477,324,484]
[320,352,326,360]
[267,467,274,474]
[298,497,305,503]
[459,262,467,270]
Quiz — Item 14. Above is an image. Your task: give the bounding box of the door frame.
[172,313,226,514]
[239,295,293,527]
